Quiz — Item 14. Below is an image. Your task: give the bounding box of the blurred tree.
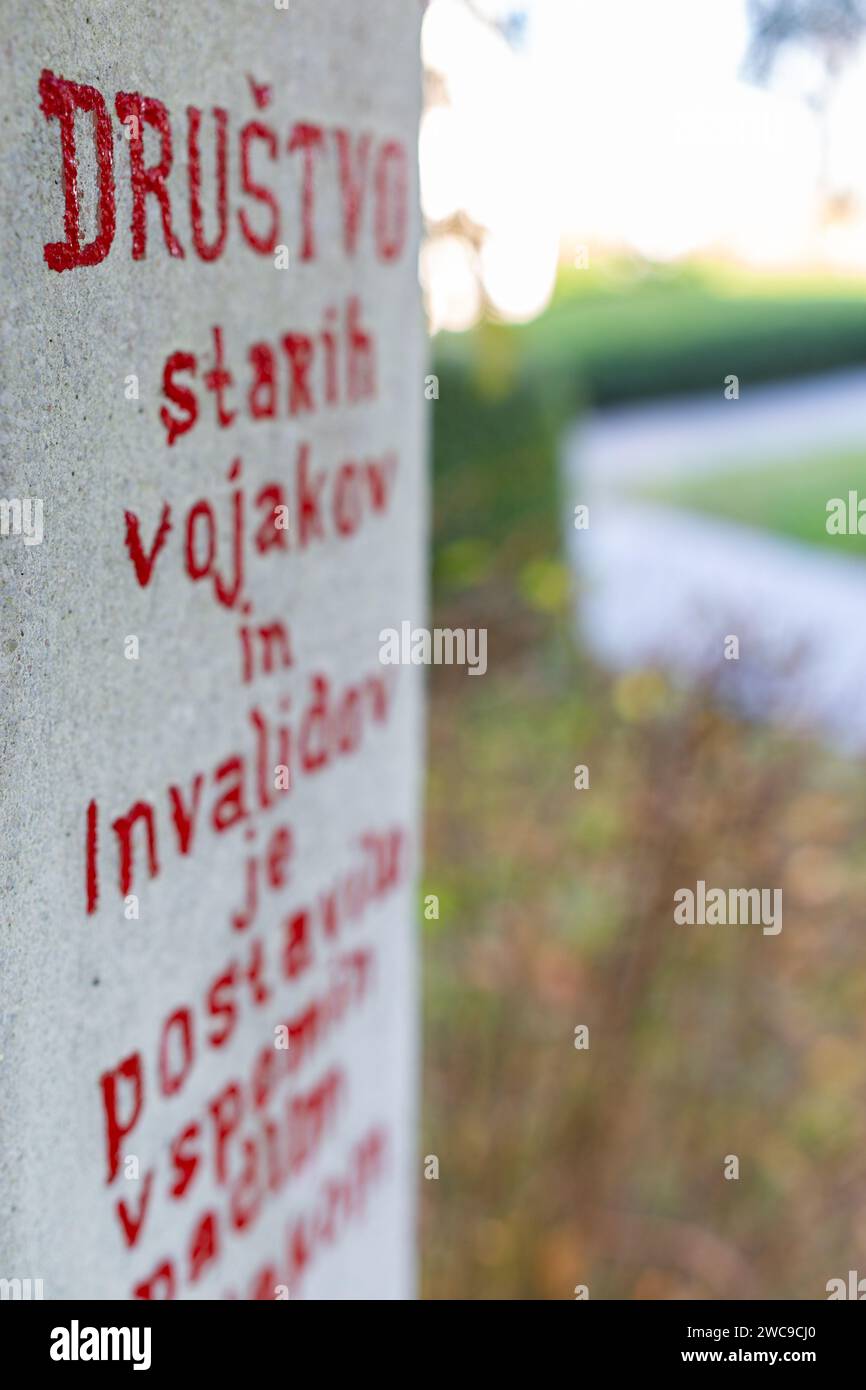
[745,1,866,203]
[745,0,866,80]
[463,0,528,49]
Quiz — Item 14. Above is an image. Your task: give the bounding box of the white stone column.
[0,0,425,1300]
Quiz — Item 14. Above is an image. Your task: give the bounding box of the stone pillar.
[0,0,425,1300]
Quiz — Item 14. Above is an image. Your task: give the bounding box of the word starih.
[673,881,782,935]
[378,622,487,675]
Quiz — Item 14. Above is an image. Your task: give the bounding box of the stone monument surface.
[0,0,425,1300]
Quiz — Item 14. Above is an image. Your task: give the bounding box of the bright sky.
[421,0,866,327]
[526,0,813,261]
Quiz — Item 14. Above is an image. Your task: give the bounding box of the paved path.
[562,368,866,750]
[568,365,866,489]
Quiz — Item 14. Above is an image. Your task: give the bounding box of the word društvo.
[378,622,487,676]
[674,881,782,935]
[50,1321,151,1371]
[38,70,409,272]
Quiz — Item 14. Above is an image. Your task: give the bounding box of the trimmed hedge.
[430,262,866,588]
[435,262,866,410]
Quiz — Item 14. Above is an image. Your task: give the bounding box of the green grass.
[637,448,866,557]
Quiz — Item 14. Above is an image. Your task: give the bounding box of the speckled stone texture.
[0,0,425,1300]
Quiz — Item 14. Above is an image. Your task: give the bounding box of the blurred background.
[419,0,866,1299]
